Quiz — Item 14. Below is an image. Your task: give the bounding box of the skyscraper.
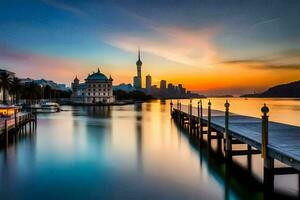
[178,84,184,94]
[146,74,152,92]
[160,80,167,91]
[133,48,142,89]
[167,83,174,94]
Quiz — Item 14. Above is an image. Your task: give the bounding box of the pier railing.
[0,112,37,145]
[170,99,300,191]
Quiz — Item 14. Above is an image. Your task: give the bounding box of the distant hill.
[113,83,134,92]
[240,80,300,98]
[260,80,300,97]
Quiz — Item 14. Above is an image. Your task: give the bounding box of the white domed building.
[71,68,115,104]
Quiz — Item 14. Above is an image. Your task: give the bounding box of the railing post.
[224,100,232,158]
[179,101,181,112]
[199,100,203,139]
[197,100,200,118]
[179,101,182,126]
[170,100,173,116]
[189,99,192,133]
[261,104,274,192]
[261,103,269,160]
[208,100,212,141]
[197,100,200,137]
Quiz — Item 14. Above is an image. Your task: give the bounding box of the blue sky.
[1,0,300,95]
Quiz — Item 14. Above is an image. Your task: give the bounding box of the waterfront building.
[177,84,186,95]
[167,83,175,95]
[71,76,84,103]
[146,74,152,93]
[133,49,142,89]
[178,84,183,94]
[160,80,167,91]
[167,83,173,90]
[71,68,115,104]
[149,85,158,96]
[0,69,14,76]
[19,78,34,84]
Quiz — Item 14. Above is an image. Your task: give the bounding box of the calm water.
[0,98,300,199]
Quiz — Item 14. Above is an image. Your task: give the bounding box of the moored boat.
[30,102,60,113]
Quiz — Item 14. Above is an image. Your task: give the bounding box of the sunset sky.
[1,0,300,95]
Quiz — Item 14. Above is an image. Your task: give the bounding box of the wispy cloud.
[222,58,300,70]
[106,26,220,67]
[41,0,86,16]
[0,44,88,82]
[263,63,300,70]
[222,59,268,65]
[251,17,280,29]
[103,7,220,67]
[221,48,300,70]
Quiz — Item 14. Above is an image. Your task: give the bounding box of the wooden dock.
[0,112,37,146]
[170,100,300,192]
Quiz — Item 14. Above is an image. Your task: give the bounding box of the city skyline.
[1,0,300,95]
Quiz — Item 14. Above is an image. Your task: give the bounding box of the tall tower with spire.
[133,48,142,89]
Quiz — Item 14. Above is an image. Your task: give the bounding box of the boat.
[31,102,60,113]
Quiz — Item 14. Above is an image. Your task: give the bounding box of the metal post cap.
[261,104,269,114]
[208,100,211,106]
[224,100,230,108]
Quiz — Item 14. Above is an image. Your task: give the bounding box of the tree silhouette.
[22,82,41,104]
[9,77,22,104]
[0,72,12,104]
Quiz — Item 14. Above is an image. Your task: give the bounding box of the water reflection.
[160,99,166,112]
[85,106,111,118]
[0,126,37,198]
[134,102,143,172]
[0,99,299,199]
[180,123,296,199]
